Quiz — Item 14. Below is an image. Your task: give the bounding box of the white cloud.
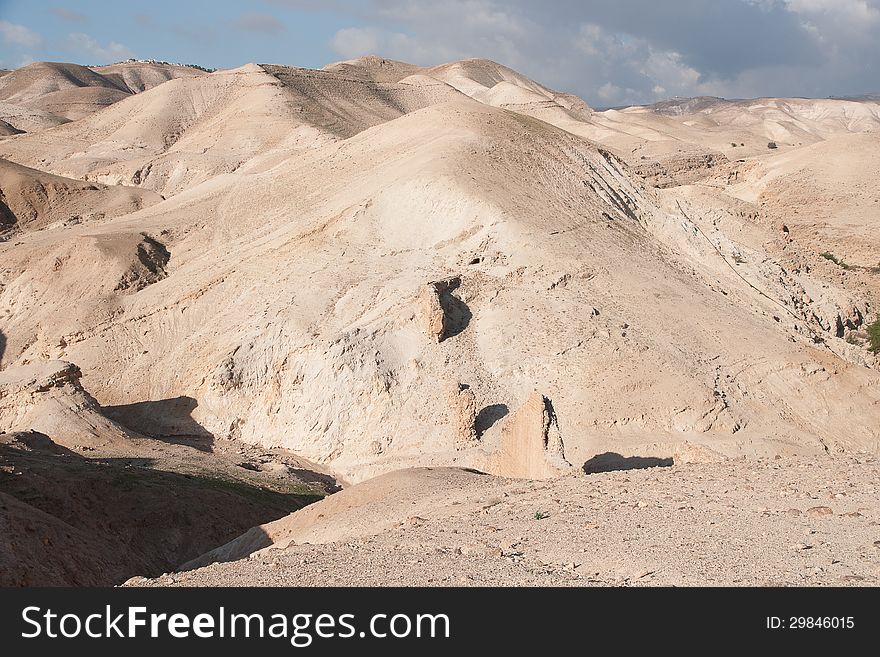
[49,7,88,23]
[329,27,383,59]
[0,20,41,48]
[597,82,622,101]
[375,1,528,38]
[330,1,538,70]
[232,13,284,35]
[786,0,879,20]
[642,50,701,91]
[574,22,704,104]
[66,32,134,62]
[743,0,880,50]
[322,0,880,105]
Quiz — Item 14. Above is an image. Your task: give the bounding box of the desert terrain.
[0,56,877,586]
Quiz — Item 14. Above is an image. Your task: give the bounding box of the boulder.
[486,391,571,479]
[672,441,727,465]
[445,382,477,448]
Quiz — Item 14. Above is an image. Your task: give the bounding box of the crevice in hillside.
[115,233,171,292]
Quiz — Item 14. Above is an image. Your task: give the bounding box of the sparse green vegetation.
[106,463,323,512]
[868,319,880,354]
[192,474,323,512]
[107,58,216,72]
[533,511,548,520]
[820,251,852,270]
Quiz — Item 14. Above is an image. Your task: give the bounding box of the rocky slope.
[1,60,877,484]
[0,360,334,586]
[0,157,160,234]
[132,456,880,587]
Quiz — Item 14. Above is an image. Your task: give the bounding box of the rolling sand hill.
[0,62,128,105]
[0,100,70,133]
[0,55,878,586]
[0,157,161,233]
[0,60,209,132]
[91,61,208,93]
[0,62,129,126]
[0,63,466,195]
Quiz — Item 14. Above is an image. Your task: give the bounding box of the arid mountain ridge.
[0,55,878,585]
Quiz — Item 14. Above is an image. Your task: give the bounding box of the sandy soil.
[130,457,880,587]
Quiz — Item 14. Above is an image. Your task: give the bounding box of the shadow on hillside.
[285,467,343,493]
[582,452,674,474]
[178,526,275,573]
[0,329,5,369]
[439,278,472,340]
[0,440,320,586]
[475,403,509,437]
[102,396,214,452]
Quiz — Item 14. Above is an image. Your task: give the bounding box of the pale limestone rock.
[418,277,460,342]
[672,441,727,465]
[445,382,477,448]
[486,391,571,479]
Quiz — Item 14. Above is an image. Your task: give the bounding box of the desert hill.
[0,157,161,233]
[91,60,208,93]
[1,86,877,484]
[0,62,469,196]
[322,55,423,82]
[0,360,333,585]
[0,427,325,586]
[721,131,880,266]
[0,60,209,132]
[0,100,70,133]
[0,55,878,586]
[0,61,130,127]
[0,62,128,105]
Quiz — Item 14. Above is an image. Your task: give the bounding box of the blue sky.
[1,1,879,105]
[0,1,347,71]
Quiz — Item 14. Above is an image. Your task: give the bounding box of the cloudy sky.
[1,0,878,105]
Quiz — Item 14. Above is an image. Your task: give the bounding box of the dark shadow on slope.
[582,452,674,474]
[286,467,343,494]
[439,277,471,340]
[0,329,5,369]
[102,396,214,452]
[0,197,16,231]
[475,403,509,437]
[0,430,76,456]
[0,440,322,586]
[178,525,275,572]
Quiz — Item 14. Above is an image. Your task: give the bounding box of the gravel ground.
[129,455,880,587]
